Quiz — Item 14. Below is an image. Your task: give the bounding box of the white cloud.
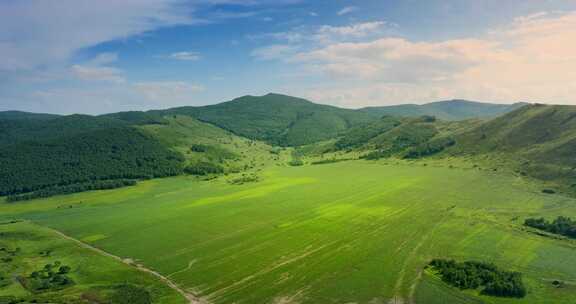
[70,65,125,84]
[315,21,388,43]
[133,81,205,101]
[251,21,392,45]
[286,11,576,106]
[169,51,202,61]
[70,52,125,83]
[251,44,298,60]
[337,6,358,16]
[0,0,193,79]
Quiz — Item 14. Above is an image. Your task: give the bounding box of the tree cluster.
[184,162,224,176]
[403,137,455,159]
[26,261,73,292]
[429,259,526,298]
[524,216,576,239]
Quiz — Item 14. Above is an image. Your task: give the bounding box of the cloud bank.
[272,12,576,107]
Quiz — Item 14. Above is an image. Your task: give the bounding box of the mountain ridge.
[360,99,528,120]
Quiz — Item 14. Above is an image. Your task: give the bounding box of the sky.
[1,0,576,114]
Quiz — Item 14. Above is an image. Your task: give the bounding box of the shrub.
[184,162,224,176]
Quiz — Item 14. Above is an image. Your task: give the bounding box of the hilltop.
[154,93,376,146]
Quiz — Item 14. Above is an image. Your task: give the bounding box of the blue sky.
[1,0,576,114]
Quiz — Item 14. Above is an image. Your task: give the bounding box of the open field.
[2,161,576,303]
[0,220,186,303]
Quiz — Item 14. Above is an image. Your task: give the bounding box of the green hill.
[329,115,478,159]
[0,114,126,146]
[449,104,576,186]
[155,93,376,146]
[0,126,183,198]
[0,111,278,200]
[361,100,526,120]
[0,110,60,121]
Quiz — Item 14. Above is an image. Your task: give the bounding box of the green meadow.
[2,161,576,303]
[0,221,185,303]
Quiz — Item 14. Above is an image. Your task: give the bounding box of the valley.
[2,160,576,303]
[2,95,576,303]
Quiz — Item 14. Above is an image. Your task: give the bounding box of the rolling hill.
[155,93,377,146]
[4,96,576,304]
[448,104,576,186]
[361,99,526,120]
[0,94,572,200]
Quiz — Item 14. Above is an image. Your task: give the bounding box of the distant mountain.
[360,99,527,121]
[155,93,376,146]
[0,110,60,121]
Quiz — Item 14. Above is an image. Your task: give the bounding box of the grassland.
[2,160,576,303]
[0,220,186,303]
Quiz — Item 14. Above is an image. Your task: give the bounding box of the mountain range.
[1,93,573,200]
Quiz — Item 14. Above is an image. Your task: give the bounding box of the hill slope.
[361,100,526,120]
[156,93,376,146]
[449,104,576,184]
[0,110,60,121]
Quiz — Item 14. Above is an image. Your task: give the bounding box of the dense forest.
[524,216,576,239]
[0,127,183,197]
[6,179,137,202]
[428,259,526,298]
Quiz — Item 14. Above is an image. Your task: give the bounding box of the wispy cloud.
[251,44,299,60]
[169,51,202,61]
[133,81,205,101]
[337,6,358,16]
[0,0,194,82]
[250,21,393,45]
[70,52,125,83]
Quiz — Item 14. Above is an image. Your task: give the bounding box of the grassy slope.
[155,93,376,146]
[2,161,576,303]
[0,220,185,303]
[447,104,576,190]
[139,115,290,173]
[328,116,480,156]
[361,100,526,121]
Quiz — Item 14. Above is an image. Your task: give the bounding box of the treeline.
[6,180,136,202]
[524,216,576,239]
[403,137,455,159]
[429,259,526,298]
[189,144,238,162]
[184,162,224,176]
[0,127,184,196]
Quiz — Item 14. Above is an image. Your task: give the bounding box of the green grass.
[1,161,576,303]
[0,221,186,303]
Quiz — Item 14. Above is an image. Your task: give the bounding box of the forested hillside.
[329,115,476,160]
[2,94,575,201]
[0,127,183,197]
[0,114,126,146]
[155,93,376,146]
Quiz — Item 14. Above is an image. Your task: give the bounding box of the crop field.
[2,161,576,303]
